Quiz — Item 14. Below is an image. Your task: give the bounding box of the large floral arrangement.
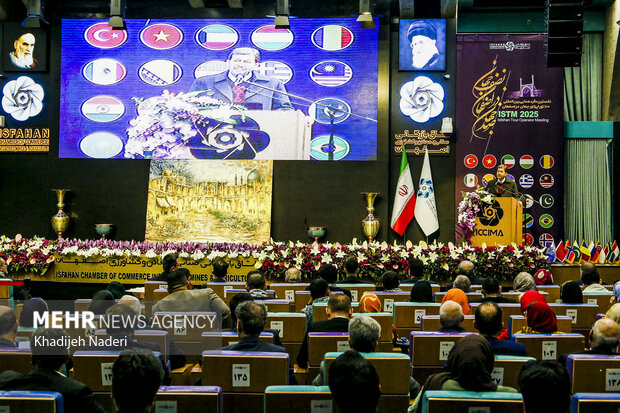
[1,235,549,283]
[457,188,495,243]
[124,90,250,159]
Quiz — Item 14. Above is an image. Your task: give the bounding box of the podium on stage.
[470,197,523,247]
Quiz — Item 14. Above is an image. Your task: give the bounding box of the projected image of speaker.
[545,0,583,67]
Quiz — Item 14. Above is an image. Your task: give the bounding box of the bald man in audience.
[438,300,466,332]
[558,317,620,366]
[453,275,471,293]
[284,267,302,283]
[606,303,620,325]
[0,306,17,347]
[475,301,527,356]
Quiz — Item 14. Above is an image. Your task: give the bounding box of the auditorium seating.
[394,302,442,336]
[0,348,33,374]
[152,311,218,364]
[493,355,536,390]
[265,312,306,361]
[536,285,561,302]
[144,281,166,315]
[508,315,573,336]
[570,393,620,413]
[434,292,482,303]
[264,385,333,413]
[566,354,620,394]
[294,290,344,313]
[312,302,360,322]
[94,328,170,362]
[255,299,293,313]
[307,332,350,367]
[582,291,614,309]
[334,283,376,301]
[155,385,223,413]
[548,304,599,331]
[370,291,412,312]
[409,331,475,383]
[205,282,246,301]
[398,283,441,296]
[420,315,476,332]
[0,390,64,413]
[513,333,585,361]
[224,289,276,304]
[470,303,522,327]
[201,350,289,413]
[268,283,310,302]
[63,314,103,352]
[352,312,393,344]
[71,350,123,392]
[201,331,275,350]
[501,291,549,302]
[420,390,524,413]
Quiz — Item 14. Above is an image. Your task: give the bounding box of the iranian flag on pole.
[391,151,416,236]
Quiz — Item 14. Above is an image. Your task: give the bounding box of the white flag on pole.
[414,148,439,236]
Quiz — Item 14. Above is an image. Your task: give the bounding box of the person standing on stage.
[190,47,293,111]
[486,164,518,197]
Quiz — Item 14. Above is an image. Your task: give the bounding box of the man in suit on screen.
[486,164,519,198]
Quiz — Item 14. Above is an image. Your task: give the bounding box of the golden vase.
[51,189,70,239]
[361,192,380,242]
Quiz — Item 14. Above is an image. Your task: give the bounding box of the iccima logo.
[478,200,503,226]
[505,42,515,51]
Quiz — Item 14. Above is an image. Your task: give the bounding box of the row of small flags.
[543,240,620,264]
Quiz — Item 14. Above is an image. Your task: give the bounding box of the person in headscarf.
[106,281,126,299]
[534,269,554,286]
[560,281,583,304]
[517,301,558,334]
[19,298,48,328]
[359,293,382,313]
[409,280,433,303]
[513,272,537,293]
[88,290,116,315]
[410,335,518,412]
[519,291,547,315]
[441,288,471,315]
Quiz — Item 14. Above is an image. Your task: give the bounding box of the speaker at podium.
[470,197,523,247]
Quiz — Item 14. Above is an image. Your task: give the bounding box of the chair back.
[201,331,275,350]
[93,329,169,362]
[268,283,310,302]
[582,292,614,309]
[409,331,476,366]
[370,292,412,313]
[434,292,482,303]
[264,385,332,413]
[508,315,573,336]
[307,333,350,367]
[144,281,167,301]
[394,302,441,336]
[493,355,536,390]
[0,348,31,374]
[152,312,218,340]
[420,315,476,332]
[0,391,63,413]
[566,355,620,394]
[334,284,376,302]
[256,299,293,313]
[266,313,307,343]
[537,285,561,303]
[352,313,393,343]
[313,302,359,323]
[155,385,222,413]
[71,350,121,392]
[548,304,599,330]
[421,390,524,413]
[570,392,620,413]
[513,333,585,361]
[470,303,523,327]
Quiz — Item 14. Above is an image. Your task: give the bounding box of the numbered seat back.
[409,331,476,366]
[201,350,289,393]
[492,355,536,390]
[420,315,476,332]
[570,392,620,413]
[264,385,332,413]
[582,292,614,309]
[508,315,573,337]
[370,292,411,313]
[0,348,32,374]
[501,291,548,302]
[548,304,599,331]
[334,284,377,302]
[0,391,63,413]
[94,329,169,362]
[394,302,441,336]
[225,289,275,305]
[265,313,307,343]
[201,331,275,350]
[352,313,393,343]
[255,299,292,313]
[63,315,103,352]
[152,312,218,340]
[566,355,620,394]
[421,390,524,413]
[268,283,310,303]
[71,350,121,392]
[155,385,222,413]
[513,333,585,361]
[205,282,246,302]
[307,333,350,367]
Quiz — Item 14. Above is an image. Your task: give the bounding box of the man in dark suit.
[470,277,516,304]
[297,294,352,368]
[312,264,352,300]
[340,258,365,284]
[474,302,527,356]
[245,270,277,299]
[0,328,106,413]
[151,252,178,282]
[486,164,519,198]
[401,257,424,284]
[190,47,293,111]
[0,306,17,347]
[210,258,229,283]
[558,317,620,366]
[329,351,381,413]
[112,348,164,413]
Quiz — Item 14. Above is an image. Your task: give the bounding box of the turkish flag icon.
[464,154,478,168]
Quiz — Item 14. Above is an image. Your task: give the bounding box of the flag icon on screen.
[519,174,534,189]
[523,213,533,228]
[464,174,478,188]
[82,59,126,85]
[540,155,555,169]
[310,61,353,87]
[540,174,554,188]
[194,60,228,78]
[81,95,125,123]
[311,25,354,51]
[139,60,182,86]
[196,24,238,50]
[251,25,294,51]
[482,154,496,168]
[84,22,127,49]
[256,61,293,84]
[501,154,515,168]
[540,214,554,228]
[520,155,534,169]
[310,97,351,125]
[140,23,184,50]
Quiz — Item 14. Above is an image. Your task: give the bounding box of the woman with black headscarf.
[88,290,115,315]
[560,280,583,304]
[409,280,434,303]
[410,335,518,412]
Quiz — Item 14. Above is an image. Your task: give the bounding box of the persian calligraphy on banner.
[455,35,564,246]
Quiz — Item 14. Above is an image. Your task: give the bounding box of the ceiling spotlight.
[357,0,375,29]
[275,0,290,29]
[109,0,127,30]
[21,0,48,28]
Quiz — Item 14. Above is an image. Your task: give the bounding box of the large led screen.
[59,19,378,160]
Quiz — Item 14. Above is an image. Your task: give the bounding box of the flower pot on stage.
[361,192,380,242]
[51,189,70,238]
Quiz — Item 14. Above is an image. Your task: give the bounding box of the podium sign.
[470,197,523,247]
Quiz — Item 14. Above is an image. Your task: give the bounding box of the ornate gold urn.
[51,189,70,238]
[361,192,380,242]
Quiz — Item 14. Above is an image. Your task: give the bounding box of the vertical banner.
[455,35,563,246]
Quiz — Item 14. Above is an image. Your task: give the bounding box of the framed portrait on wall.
[2,24,48,72]
[399,19,446,71]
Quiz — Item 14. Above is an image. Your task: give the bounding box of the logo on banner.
[540,174,554,188]
[81,95,125,123]
[540,194,554,208]
[540,155,555,169]
[194,60,227,78]
[257,61,293,84]
[464,174,478,188]
[399,77,444,123]
[539,233,554,247]
[2,76,44,121]
[540,214,554,228]
[311,25,354,51]
[310,135,350,160]
[483,154,496,169]
[196,24,238,50]
[417,179,434,198]
[252,25,294,51]
[84,22,127,49]
[83,59,126,85]
[310,61,353,87]
[309,98,351,125]
[139,60,182,86]
[523,213,533,228]
[501,154,515,168]
[519,174,534,189]
[525,233,534,246]
[522,194,534,208]
[520,155,534,169]
[140,23,184,50]
[464,154,478,168]
[478,201,503,226]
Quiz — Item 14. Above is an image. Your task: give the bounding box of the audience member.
[513,272,537,293]
[381,271,402,292]
[152,252,178,282]
[88,290,115,315]
[474,302,527,356]
[409,280,433,302]
[402,257,424,284]
[453,275,471,293]
[284,267,302,283]
[112,348,164,413]
[359,293,382,313]
[0,328,106,413]
[560,280,583,304]
[329,351,381,413]
[228,292,283,346]
[581,262,607,292]
[106,281,126,299]
[471,277,516,303]
[301,278,330,328]
[613,281,620,304]
[0,306,17,347]
[441,288,471,315]
[221,301,286,352]
[606,303,620,324]
[152,269,231,328]
[341,258,364,284]
[118,295,141,317]
[411,335,517,412]
[316,264,352,299]
[297,295,352,368]
[518,360,570,413]
[457,260,485,284]
[19,297,48,328]
[534,269,553,286]
[438,301,466,332]
[558,317,620,365]
[245,270,274,299]
[210,258,229,283]
[518,301,558,334]
[519,291,547,314]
